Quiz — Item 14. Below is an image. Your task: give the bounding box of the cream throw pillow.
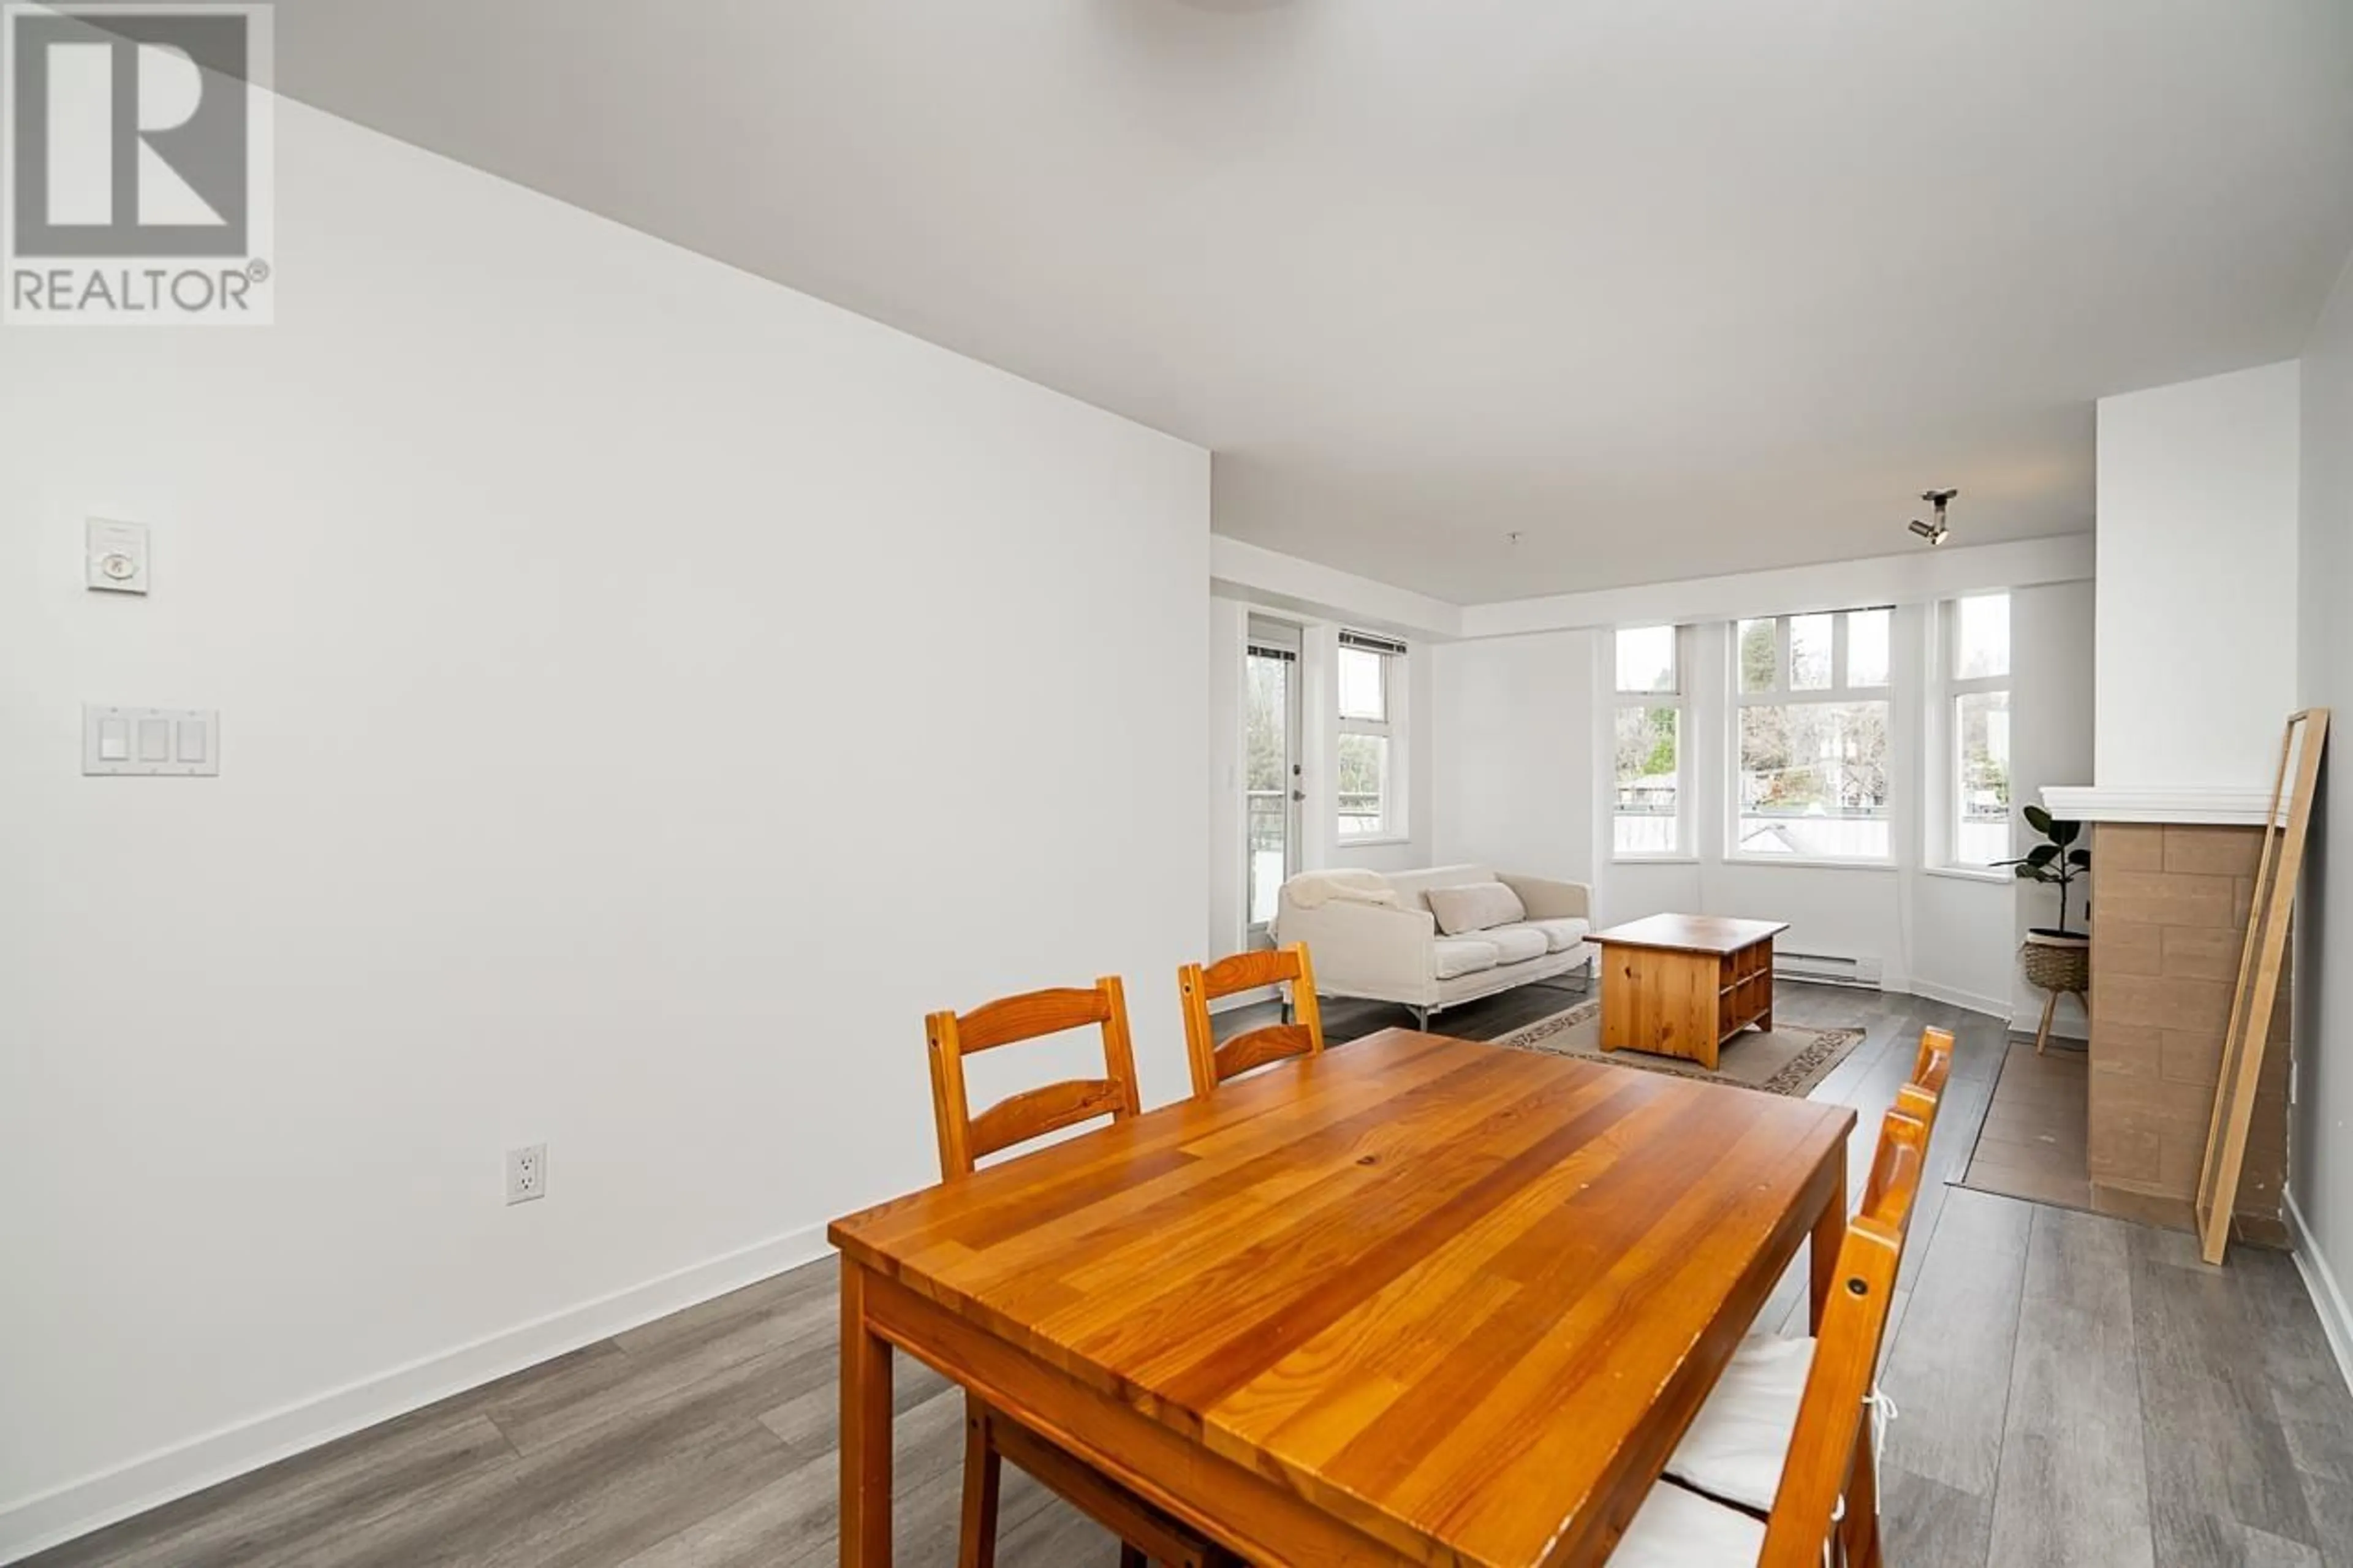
[1423,881,1526,935]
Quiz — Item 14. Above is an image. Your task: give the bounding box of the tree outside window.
[1732,610,1893,861]
[1614,626,1685,856]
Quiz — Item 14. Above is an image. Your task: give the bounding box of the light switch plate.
[84,705,217,775]
[86,518,150,594]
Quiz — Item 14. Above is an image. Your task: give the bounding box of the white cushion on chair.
[1665,1333,1814,1512]
[1608,1480,1765,1565]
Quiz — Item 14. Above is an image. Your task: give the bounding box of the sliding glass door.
[1245,618,1303,948]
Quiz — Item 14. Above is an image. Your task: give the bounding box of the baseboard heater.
[1773,950,1884,988]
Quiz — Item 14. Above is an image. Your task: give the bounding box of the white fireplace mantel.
[2040,784,2281,827]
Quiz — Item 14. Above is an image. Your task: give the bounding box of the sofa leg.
[1413,1005,1430,1031]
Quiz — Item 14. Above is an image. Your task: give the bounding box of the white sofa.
[1274,863,1594,1028]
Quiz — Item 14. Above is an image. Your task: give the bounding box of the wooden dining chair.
[1176,942,1324,1097]
[924,979,1222,1568]
[925,977,1144,1181]
[1757,1108,1928,1568]
[1616,1106,1930,1567]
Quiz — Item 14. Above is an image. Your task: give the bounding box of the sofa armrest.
[1499,873,1591,922]
[1278,897,1438,988]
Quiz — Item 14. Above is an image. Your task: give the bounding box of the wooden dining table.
[828,1028,1854,1567]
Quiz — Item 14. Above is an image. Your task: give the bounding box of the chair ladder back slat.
[967,1078,1128,1164]
[1911,1026,1955,1099]
[1759,1106,1930,1568]
[1892,1081,1942,1144]
[1859,1104,1932,1237]
[925,975,1140,1181]
[1178,943,1324,1097]
[1198,947,1300,994]
[1209,1024,1319,1083]
[956,986,1115,1054]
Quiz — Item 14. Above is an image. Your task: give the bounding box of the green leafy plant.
[1997,804,2090,936]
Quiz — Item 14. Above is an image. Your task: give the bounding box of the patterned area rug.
[1492,999,1866,1099]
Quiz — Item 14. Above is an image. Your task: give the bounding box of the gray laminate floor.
[26,984,2353,1567]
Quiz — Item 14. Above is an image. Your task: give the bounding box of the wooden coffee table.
[1590,914,1790,1070]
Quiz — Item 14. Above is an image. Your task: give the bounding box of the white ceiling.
[273,1,2353,603]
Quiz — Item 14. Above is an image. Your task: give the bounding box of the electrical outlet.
[506,1144,547,1205]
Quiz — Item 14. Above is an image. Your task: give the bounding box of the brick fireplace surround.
[2086,821,2289,1244]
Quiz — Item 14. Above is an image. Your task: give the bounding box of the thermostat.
[86,518,150,594]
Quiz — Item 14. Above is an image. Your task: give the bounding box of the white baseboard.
[1904,977,2089,1040]
[2287,1187,2353,1398]
[1903,978,2012,1023]
[2006,1008,2090,1042]
[0,1224,833,1566]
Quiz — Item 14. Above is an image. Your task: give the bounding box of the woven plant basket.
[2021,932,2090,993]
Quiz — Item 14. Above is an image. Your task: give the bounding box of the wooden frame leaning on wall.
[2196,706,2330,1266]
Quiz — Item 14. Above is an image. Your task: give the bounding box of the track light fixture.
[1908,488,1957,546]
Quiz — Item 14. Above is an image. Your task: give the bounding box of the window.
[1613,625,1685,856]
[1944,594,2012,867]
[1732,609,1893,862]
[1336,629,1404,839]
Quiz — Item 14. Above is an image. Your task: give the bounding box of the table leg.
[1808,1158,1847,1336]
[1844,1426,1884,1568]
[841,1257,894,1567]
[1597,952,1625,1053]
[957,1397,1000,1568]
[1694,951,1723,1070]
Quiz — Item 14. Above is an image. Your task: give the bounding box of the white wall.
[1909,872,2017,1018]
[0,99,1209,1556]
[2007,580,2098,1035]
[2294,252,2353,1379]
[2095,362,2300,791]
[1431,631,1600,885]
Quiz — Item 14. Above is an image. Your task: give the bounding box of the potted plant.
[1998,805,2090,1048]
